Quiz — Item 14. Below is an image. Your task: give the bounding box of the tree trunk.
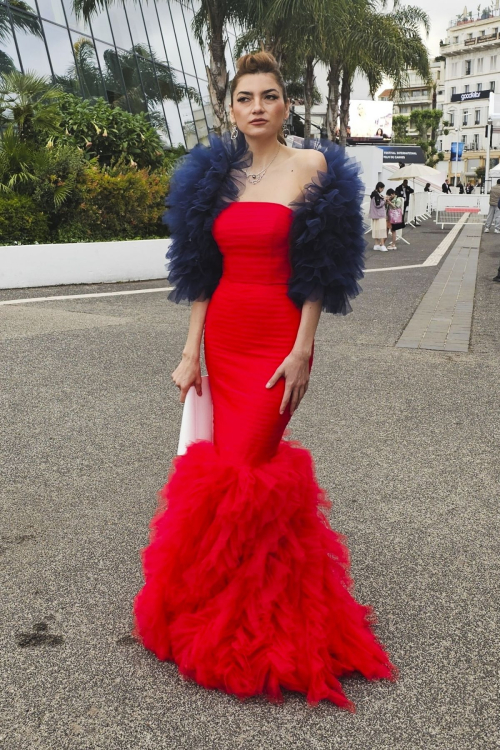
[339,71,351,147]
[326,60,340,141]
[205,10,229,136]
[303,55,315,140]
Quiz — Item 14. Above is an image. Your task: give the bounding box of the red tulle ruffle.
[133,439,397,709]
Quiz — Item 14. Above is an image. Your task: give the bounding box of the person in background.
[442,179,452,194]
[466,181,475,194]
[385,188,404,250]
[457,180,465,194]
[395,179,414,220]
[424,183,432,192]
[483,178,500,233]
[369,181,388,251]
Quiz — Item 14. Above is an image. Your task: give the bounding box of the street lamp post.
[454,126,461,188]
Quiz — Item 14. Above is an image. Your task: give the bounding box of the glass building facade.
[0,0,239,148]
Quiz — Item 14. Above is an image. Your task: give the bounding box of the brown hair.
[230,52,289,145]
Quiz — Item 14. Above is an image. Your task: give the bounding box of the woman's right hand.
[171,353,202,403]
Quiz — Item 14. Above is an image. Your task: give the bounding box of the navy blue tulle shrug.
[164,131,366,315]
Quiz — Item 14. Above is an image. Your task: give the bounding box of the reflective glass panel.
[7,0,38,15]
[184,71,207,140]
[0,4,21,72]
[89,7,113,44]
[43,21,80,93]
[122,0,149,54]
[183,3,206,80]
[61,0,90,33]
[113,47,147,114]
[162,97,185,147]
[156,0,181,71]
[37,0,65,25]
[105,2,131,50]
[139,0,166,63]
[10,9,51,77]
[94,39,128,107]
[167,1,194,75]
[71,32,105,97]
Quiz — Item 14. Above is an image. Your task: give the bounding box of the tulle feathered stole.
[133,439,397,709]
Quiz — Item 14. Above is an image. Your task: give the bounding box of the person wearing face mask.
[133,51,397,710]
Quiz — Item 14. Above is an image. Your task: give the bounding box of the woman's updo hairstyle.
[230,51,289,145]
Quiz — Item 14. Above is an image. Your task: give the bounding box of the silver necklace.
[244,144,281,184]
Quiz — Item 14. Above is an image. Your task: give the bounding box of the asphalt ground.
[1,219,499,750]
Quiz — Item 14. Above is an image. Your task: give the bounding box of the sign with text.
[378,145,425,164]
[451,90,491,103]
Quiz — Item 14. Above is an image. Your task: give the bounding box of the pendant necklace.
[245,144,281,184]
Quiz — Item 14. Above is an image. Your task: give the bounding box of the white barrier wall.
[0,238,171,289]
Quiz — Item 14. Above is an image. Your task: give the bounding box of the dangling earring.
[231,124,238,140]
[282,119,290,138]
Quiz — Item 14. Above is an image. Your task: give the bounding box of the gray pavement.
[0,220,499,750]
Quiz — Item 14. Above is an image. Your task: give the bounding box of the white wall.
[0,238,170,289]
[346,146,384,196]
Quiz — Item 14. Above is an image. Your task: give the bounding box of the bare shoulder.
[293,148,328,183]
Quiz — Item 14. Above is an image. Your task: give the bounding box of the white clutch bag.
[177,374,214,455]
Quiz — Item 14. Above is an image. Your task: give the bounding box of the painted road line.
[0,286,175,306]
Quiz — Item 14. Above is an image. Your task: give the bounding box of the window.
[464,84,470,93]
[438,139,443,151]
[453,36,459,43]
[473,133,480,149]
[449,112,455,126]
[461,135,467,145]
[491,81,496,92]
[467,32,473,39]
[477,82,483,91]
[465,60,472,75]
[490,55,497,71]
[463,110,469,126]
[475,109,481,125]
[480,30,486,37]
[451,86,457,96]
[477,58,484,73]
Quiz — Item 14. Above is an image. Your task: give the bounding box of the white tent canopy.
[488,163,500,178]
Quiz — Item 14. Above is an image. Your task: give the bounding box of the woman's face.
[378,185,384,193]
[376,128,383,136]
[230,73,289,138]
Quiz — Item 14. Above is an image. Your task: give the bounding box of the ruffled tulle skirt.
[133,439,397,710]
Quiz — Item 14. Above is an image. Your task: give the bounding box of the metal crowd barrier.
[434,195,489,227]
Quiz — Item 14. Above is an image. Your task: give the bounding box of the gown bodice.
[212,202,295,285]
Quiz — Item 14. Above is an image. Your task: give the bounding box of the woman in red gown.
[133,52,397,710]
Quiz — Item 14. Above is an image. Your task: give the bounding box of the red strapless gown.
[133,202,397,709]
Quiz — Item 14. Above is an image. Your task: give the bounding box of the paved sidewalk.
[397,222,480,352]
[0,222,498,750]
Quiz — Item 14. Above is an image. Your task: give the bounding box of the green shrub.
[0,194,49,245]
[50,94,165,170]
[56,165,170,242]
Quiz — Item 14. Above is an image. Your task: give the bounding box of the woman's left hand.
[266,351,310,415]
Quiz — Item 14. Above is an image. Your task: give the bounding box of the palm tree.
[0,0,44,74]
[322,0,430,146]
[233,0,339,138]
[74,0,337,135]
[0,70,62,141]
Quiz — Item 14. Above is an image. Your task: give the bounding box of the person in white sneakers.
[385,188,404,250]
[484,179,500,233]
[369,182,389,251]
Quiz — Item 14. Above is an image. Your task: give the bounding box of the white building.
[438,6,500,184]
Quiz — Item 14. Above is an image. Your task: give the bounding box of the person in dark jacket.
[424,183,432,192]
[442,179,452,194]
[395,179,414,221]
[457,180,465,194]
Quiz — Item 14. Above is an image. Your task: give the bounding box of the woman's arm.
[171,298,210,402]
[266,298,322,415]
